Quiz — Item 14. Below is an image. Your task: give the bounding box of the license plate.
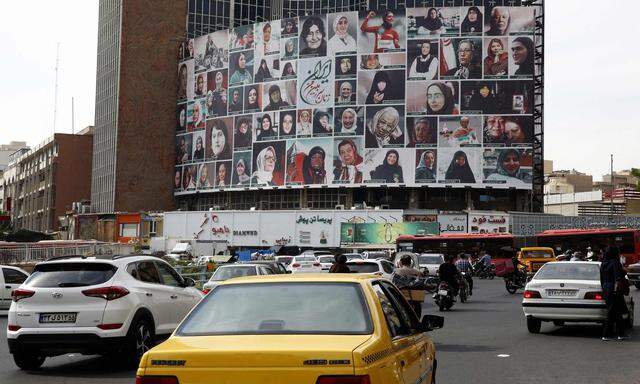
[39,313,77,324]
[547,289,577,297]
[438,290,448,296]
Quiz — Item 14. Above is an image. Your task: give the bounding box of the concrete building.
[2,132,93,232]
[1,141,29,173]
[543,160,553,175]
[594,170,640,191]
[544,188,640,216]
[91,0,185,213]
[544,169,593,195]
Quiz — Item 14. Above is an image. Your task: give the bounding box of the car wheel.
[506,283,518,294]
[126,317,155,363]
[553,321,564,326]
[527,317,541,334]
[13,353,45,370]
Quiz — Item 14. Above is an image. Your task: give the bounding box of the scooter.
[434,281,455,311]
[504,269,527,294]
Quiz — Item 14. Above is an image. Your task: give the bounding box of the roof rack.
[111,254,149,260]
[45,254,88,262]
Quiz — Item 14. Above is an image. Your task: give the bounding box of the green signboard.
[341,222,439,245]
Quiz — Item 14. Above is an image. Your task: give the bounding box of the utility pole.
[53,42,60,133]
[610,154,614,216]
[71,97,75,134]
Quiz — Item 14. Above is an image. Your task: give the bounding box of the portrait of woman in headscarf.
[288,145,327,185]
[233,157,251,185]
[328,14,357,55]
[333,139,363,184]
[461,6,483,35]
[415,150,436,181]
[370,149,404,183]
[485,149,530,184]
[511,37,534,76]
[426,82,459,115]
[251,145,283,186]
[365,106,403,148]
[444,150,476,183]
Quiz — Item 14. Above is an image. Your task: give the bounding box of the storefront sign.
[467,212,510,234]
[438,213,467,233]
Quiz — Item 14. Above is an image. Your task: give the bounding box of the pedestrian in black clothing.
[600,246,629,341]
[329,254,351,273]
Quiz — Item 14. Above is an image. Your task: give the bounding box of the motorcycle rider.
[510,251,526,283]
[438,254,460,296]
[479,250,492,273]
[395,254,422,278]
[455,253,473,296]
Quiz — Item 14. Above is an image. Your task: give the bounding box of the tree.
[632,168,640,191]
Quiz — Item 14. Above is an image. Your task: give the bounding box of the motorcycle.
[433,281,455,311]
[473,262,496,279]
[504,269,527,294]
[459,272,471,303]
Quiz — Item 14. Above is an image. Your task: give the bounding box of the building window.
[119,223,139,237]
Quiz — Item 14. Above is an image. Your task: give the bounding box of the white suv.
[7,255,203,370]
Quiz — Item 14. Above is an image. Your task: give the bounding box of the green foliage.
[632,168,640,191]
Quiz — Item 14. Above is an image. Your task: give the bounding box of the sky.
[0,0,638,181]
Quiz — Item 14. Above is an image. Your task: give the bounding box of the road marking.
[497,354,510,358]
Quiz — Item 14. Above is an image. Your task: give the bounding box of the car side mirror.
[184,277,196,287]
[420,315,444,332]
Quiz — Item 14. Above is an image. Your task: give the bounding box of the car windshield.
[419,255,443,264]
[177,283,372,335]
[276,257,293,265]
[344,254,363,260]
[318,256,335,263]
[295,256,316,262]
[523,250,554,259]
[211,266,257,281]
[347,263,379,273]
[25,262,117,288]
[534,263,600,280]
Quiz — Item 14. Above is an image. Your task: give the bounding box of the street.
[1,279,638,384]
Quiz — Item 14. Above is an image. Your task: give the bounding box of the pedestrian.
[600,246,629,341]
[329,254,351,273]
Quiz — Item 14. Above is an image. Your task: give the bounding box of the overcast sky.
[0,0,637,180]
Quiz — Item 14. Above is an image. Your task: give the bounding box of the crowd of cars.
[1,246,638,383]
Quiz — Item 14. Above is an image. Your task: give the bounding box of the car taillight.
[523,290,541,299]
[11,288,35,302]
[313,263,321,267]
[292,263,301,268]
[585,291,603,300]
[202,289,210,294]
[97,323,123,330]
[82,286,130,300]
[316,376,370,384]
[8,325,21,331]
[136,376,179,384]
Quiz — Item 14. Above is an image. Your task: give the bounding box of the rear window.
[534,263,600,280]
[25,262,117,288]
[296,256,316,262]
[177,283,372,335]
[344,254,363,260]
[523,250,554,259]
[419,255,443,264]
[318,256,335,263]
[211,266,257,281]
[347,263,379,273]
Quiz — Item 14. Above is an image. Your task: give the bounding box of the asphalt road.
[1,279,638,384]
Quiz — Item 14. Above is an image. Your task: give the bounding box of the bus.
[535,228,640,266]
[396,233,516,259]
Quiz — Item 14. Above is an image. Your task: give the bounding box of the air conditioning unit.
[335,204,345,210]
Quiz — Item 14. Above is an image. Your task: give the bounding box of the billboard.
[341,222,439,245]
[176,3,535,195]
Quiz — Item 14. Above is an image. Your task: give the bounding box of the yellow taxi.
[136,274,443,384]
[518,247,556,274]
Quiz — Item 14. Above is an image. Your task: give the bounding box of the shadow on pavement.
[434,343,499,353]
[542,324,638,341]
[25,356,136,379]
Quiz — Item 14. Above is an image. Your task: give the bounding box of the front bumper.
[522,301,606,321]
[8,334,127,357]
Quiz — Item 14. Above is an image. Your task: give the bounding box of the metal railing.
[0,243,136,265]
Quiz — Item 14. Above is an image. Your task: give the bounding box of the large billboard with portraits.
[175,3,536,195]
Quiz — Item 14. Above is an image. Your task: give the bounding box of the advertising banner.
[176,3,536,196]
[341,222,439,245]
[438,212,468,233]
[467,211,510,234]
[511,214,640,237]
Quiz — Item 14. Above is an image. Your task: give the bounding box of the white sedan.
[288,255,323,273]
[346,259,395,280]
[316,255,335,272]
[522,261,634,333]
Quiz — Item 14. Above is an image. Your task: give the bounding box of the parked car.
[346,259,395,280]
[627,262,640,289]
[203,263,275,293]
[7,255,204,370]
[288,255,322,273]
[417,254,445,276]
[240,260,290,274]
[522,261,634,333]
[136,274,444,384]
[316,255,336,272]
[1,265,30,311]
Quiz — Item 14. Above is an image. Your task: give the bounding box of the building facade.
[2,132,94,232]
[91,0,185,213]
